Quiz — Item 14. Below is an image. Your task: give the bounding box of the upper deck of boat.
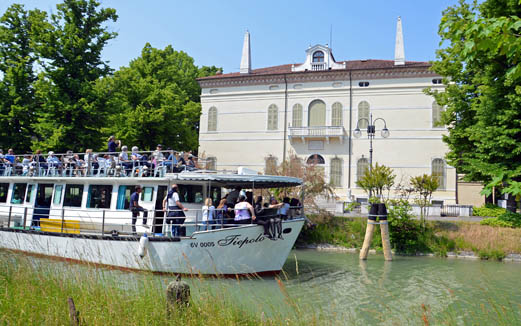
[0,151,302,188]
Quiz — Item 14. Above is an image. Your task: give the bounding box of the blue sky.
[1,0,459,73]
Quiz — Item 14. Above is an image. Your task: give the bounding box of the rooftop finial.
[394,16,405,66]
[240,30,251,74]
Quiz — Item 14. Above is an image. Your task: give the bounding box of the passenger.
[226,186,241,207]
[201,198,216,231]
[254,196,273,238]
[216,198,230,228]
[46,151,61,169]
[279,197,291,220]
[186,154,196,171]
[107,135,120,154]
[73,154,85,176]
[129,185,148,234]
[4,149,15,165]
[0,149,4,174]
[151,144,164,168]
[33,150,48,171]
[234,195,256,225]
[162,184,188,237]
[289,198,301,218]
[63,150,75,176]
[22,155,32,176]
[118,146,132,172]
[268,197,284,240]
[164,149,178,173]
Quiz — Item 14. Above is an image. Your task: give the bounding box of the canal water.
[5,249,521,325]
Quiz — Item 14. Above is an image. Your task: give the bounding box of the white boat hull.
[0,219,305,275]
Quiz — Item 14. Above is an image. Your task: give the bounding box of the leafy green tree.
[32,0,117,152]
[427,0,521,188]
[0,4,45,153]
[102,43,218,151]
[356,163,396,201]
[410,174,439,229]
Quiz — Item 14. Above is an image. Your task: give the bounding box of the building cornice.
[198,65,437,88]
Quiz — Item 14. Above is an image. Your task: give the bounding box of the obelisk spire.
[240,30,251,74]
[394,17,405,66]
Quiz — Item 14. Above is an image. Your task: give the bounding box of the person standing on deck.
[107,136,120,154]
[130,185,148,234]
[234,195,256,225]
[163,184,188,237]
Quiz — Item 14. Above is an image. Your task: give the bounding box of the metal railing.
[0,151,211,178]
[289,126,345,138]
[0,205,304,238]
[441,204,473,217]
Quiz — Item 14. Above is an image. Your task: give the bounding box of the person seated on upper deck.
[33,150,48,170]
[4,149,15,165]
[46,151,61,168]
[118,146,132,172]
[164,149,177,172]
[22,155,32,175]
[63,150,76,175]
[84,149,98,173]
[186,154,196,170]
[131,146,142,164]
[234,195,256,225]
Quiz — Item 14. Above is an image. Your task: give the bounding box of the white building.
[197,18,455,204]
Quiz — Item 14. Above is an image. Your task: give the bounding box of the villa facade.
[197,18,456,204]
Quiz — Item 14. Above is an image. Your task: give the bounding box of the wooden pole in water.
[360,203,392,260]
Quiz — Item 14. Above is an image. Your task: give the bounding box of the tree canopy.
[428,0,521,188]
[101,44,218,151]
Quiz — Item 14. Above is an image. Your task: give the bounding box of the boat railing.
[0,205,304,238]
[0,151,212,178]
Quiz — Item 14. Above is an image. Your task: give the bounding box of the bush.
[480,218,514,228]
[387,201,431,254]
[498,211,521,227]
[473,204,506,217]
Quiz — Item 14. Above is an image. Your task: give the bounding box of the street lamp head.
[381,128,390,138]
[354,127,362,138]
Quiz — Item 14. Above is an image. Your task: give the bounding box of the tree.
[356,163,396,201]
[32,0,117,152]
[0,5,45,152]
[101,43,218,151]
[427,0,521,189]
[410,174,439,229]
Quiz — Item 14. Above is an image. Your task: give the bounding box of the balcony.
[311,62,327,71]
[289,126,345,143]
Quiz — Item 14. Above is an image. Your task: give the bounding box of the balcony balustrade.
[289,126,345,143]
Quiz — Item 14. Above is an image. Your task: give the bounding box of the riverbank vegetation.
[299,208,521,260]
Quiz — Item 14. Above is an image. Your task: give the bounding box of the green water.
[5,250,521,325]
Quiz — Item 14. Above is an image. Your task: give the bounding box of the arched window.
[267,104,278,130]
[312,51,324,63]
[206,157,216,170]
[306,154,325,165]
[292,104,303,127]
[308,99,326,127]
[330,158,342,187]
[357,157,369,182]
[208,107,217,132]
[432,101,444,127]
[265,156,277,175]
[358,101,370,129]
[432,158,445,189]
[332,102,343,126]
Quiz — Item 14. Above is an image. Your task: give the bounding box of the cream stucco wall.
[198,75,456,204]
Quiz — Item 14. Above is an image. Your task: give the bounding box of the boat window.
[25,184,34,203]
[210,187,221,204]
[36,184,53,207]
[142,187,154,202]
[116,185,136,210]
[53,185,63,205]
[178,185,204,204]
[11,183,26,204]
[0,183,8,203]
[64,185,84,207]
[87,185,112,209]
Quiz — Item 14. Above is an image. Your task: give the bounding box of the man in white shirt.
[162,184,188,237]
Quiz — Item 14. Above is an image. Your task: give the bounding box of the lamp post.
[354,113,390,198]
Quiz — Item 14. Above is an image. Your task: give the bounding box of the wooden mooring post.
[360,203,392,261]
[67,297,80,326]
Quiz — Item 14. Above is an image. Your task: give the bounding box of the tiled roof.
[198,59,431,80]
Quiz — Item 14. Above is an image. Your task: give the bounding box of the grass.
[0,252,319,326]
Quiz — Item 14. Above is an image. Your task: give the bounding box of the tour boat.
[0,153,305,275]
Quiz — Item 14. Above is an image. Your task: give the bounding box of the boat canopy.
[171,172,302,189]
